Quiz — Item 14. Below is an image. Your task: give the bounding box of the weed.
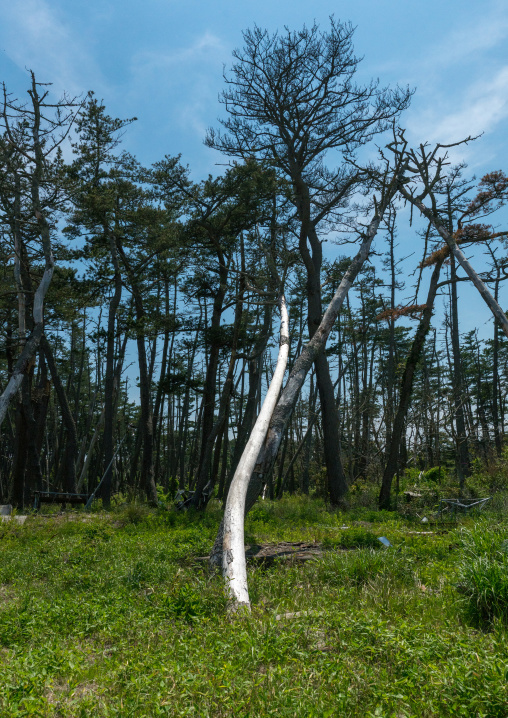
[0,496,507,717]
[457,525,508,627]
[115,502,149,526]
[322,526,381,550]
[156,583,218,622]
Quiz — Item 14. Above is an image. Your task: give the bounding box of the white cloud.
[400,2,508,168]
[409,66,508,144]
[0,0,103,96]
[128,31,226,143]
[430,8,508,68]
[131,31,225,81]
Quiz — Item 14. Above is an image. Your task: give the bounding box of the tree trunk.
[11,399,27,509]
[192,272,244,507]
[210,192,395,561]
[449,254,470,490]
[218,296,289,611]
[117,243,158,505]
[379,258,443,509]
[41,336,78,494]
[492,265,503,456]
[302,217,348,504]
[102,227,123,508]
[196,262,229,482]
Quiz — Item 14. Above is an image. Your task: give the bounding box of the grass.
[0,496,507,716]
[456,525,508,627]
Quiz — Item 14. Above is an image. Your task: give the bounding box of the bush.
[457,527,508,627]
[116,502,150,526]
[467,450,508,495]
[347,478,379,508]
[164,584,205,621]
[424,466,447,483]
[155,582,225,622]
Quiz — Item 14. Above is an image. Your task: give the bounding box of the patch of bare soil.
[0,585,16,607]
[71,681,98,699]
[46,680,98,707]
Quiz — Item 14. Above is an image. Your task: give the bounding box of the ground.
[0,496,507,717]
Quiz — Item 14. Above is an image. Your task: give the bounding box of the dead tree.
[210,160,405,572]
[207,19,412,504]
[220,295,289,611]
[388,131,508,337]
[0,73,81,428]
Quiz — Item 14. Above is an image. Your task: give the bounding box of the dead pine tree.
[207,19,412,505]
[0,74,82,428]
[212,160,407,611]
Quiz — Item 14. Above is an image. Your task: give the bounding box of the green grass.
[456,524,508,627]
[0,497,507,716]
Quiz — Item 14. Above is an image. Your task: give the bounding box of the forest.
[2,17,508,717]
[1,22,507,519]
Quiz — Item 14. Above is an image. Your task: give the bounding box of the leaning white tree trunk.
[222,295,289,611]
[209,160,407,575]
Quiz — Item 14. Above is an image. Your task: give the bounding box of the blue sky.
[1,0,507,338]
[1,0,507,177]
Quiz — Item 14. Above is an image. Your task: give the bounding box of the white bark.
[222,295,289,611]
[0,266,54,428]
[209,165,405,572]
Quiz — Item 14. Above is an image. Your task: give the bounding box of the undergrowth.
[0,496,507,717]
[456,522,508,627]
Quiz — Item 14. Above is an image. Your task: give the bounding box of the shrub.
[347,478,379,508]
[424,466,447,483]
[457,527,508,627]
[116,502,150,526]
[155,583,224,622]
[166,584,204,621]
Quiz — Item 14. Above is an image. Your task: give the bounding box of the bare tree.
[221,295,289,611]
[207,19,412,504]
[388,131,508,336]
[0,73,81,427]
[210,159,405,570]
